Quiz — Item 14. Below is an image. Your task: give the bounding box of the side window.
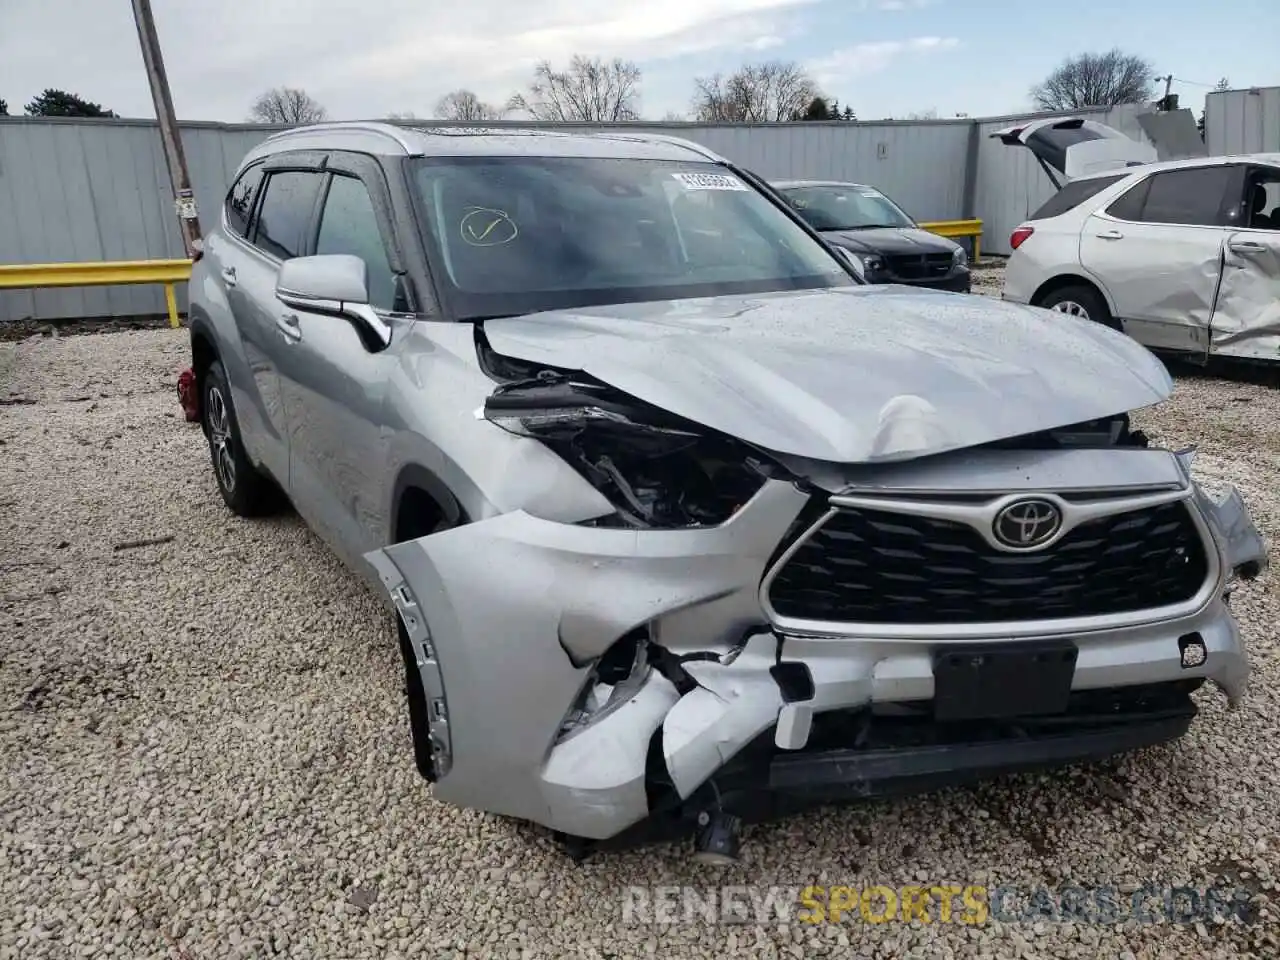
[225,165,264,238]
[315,175,398,311]
[1105,176,1150,221]
[253,171,322,260]
[1125,166,1235,227]
[1243,168,1280,231]
[1031,174,1127,220]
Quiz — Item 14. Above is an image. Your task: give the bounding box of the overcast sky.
[2,0,1276,123]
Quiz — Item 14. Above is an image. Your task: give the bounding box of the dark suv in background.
[772,179,971,292]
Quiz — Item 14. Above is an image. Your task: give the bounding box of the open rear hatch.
[992,116,1157,189]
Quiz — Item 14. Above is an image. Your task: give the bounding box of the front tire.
[201,361,278,516]
[1036,284,1119,331]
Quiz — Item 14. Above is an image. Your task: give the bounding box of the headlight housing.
[483,372,777,529]
[952,244,968,267]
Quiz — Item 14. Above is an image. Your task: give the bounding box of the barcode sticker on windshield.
[672,172,748,191]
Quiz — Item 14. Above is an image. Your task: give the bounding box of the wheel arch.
[1030,273,1118,317]
[188,312,220,398]
[390,463,467,543]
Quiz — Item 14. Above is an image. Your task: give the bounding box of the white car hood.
[483,285,1173,463]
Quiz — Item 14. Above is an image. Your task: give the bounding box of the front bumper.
[366,449,1266,843]
[871,268,971,293]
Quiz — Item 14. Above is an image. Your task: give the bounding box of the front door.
[1079,163,1238,356]
[1211,164,1280,362]
[276,155,412,574]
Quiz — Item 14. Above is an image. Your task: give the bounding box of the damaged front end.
[366,337,1268,860]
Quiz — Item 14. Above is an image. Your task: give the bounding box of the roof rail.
[261,121,418,154]
[623,132,725,163]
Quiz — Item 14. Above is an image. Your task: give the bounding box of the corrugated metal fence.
[0,105,1145,323]
[1205,86,1280,156]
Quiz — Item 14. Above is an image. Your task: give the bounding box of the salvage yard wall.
[0,105,1147,323]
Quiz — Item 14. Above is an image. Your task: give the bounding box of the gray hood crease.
[483,286,1174,463]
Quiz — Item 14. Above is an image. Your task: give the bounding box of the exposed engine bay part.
[477,329,788,529]
[980,411,1150,450]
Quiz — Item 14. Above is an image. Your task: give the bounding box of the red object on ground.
[177,367,200,422]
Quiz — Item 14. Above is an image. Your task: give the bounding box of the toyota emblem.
[993,498,1063,549]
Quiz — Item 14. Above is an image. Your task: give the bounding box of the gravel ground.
[2,284,1279,958]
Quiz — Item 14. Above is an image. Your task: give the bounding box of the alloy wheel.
[206,385,237,494]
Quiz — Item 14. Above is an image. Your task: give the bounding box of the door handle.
[1228,239,1265,253]
[221,266,237,287]
[1095,230,1124,240]
[276,313,302,341]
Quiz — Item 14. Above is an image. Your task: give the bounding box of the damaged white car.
[187,122,1267,861]
[996,116,1280,363]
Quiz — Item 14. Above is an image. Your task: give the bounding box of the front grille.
[884,252,952,280]
[767,500,1210,625]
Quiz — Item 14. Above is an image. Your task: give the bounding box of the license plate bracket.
[932,639,1078,721]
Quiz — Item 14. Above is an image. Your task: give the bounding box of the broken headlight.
[483,375,774,529]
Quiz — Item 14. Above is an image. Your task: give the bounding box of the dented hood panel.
[483,286,1174,462]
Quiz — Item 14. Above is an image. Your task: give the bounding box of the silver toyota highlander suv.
[187,122,1267,862]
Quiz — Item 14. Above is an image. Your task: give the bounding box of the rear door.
[1211,163,1280,361]
[991,117,1157,188]
[1078,163,1238,356]
[233,159,327,488]
[205,161,287,479]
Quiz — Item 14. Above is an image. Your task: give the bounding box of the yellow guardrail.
[919,219,983,260]
[0,259,193,328]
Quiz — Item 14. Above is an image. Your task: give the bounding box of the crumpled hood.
[482,286,1174,463]
[821,227,958,256]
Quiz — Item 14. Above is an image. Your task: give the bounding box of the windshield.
[411,157,854,319]
[779,184,915,231]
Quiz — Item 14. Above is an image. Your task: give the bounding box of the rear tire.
[201,360,279,517]
[1036,284,1119,331]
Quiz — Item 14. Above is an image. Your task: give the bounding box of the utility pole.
[131,0,202,257]
[1157,74,1174,110]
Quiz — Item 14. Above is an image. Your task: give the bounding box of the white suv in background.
[997,118,1280,364]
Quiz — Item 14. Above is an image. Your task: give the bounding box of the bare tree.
[249,87,328,124]
[1030,50,1155,111]
[507,55,642,121]
[434,89,503,121]
[691,61,820,122]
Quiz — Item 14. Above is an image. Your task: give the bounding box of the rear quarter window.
[224,164,265,238]
[1029,174,1128,220]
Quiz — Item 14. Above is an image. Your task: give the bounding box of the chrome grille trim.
[759,487,1222,641]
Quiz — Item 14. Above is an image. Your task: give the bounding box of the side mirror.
[275,254,391,349]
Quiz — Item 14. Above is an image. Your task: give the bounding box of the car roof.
[241,121,727,167]
[772,179,878,191]
[1071,152,1280,183]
